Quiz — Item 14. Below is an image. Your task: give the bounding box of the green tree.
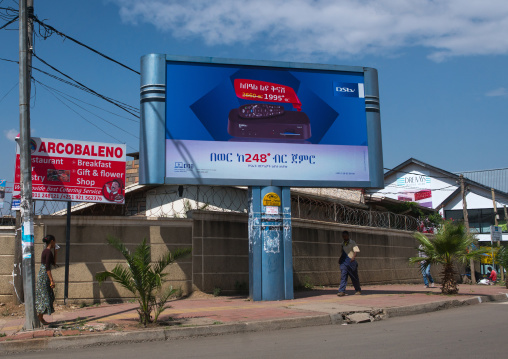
[410,220,487,294]
[495,246,508,288]
[95,236,191,326]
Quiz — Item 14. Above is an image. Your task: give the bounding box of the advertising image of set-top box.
[228,104,312,140]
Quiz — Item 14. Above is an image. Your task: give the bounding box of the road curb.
[384,293,508,318]
[2,293,507,354]
[0,315,333,354]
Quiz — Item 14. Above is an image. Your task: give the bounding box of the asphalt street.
[6,302,508,359]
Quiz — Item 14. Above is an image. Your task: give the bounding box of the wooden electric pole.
[460,175,475,284]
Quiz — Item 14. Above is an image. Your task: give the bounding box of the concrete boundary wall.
[189,211,440,294]
[0,227,16,303]
[0,212,442,303]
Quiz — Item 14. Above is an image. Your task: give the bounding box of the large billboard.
[140,54,383,188]
[14,137,126,204]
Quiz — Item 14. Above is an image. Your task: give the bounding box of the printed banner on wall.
[395,171,432,208]
[13,137,126,204]
[0,179,5,209]
[165,62,370,184]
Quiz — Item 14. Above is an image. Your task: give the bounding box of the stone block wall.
[189,211,440,294]
[0,227,15,303]
[191,211,249,294]
[0,211,446,303]
[35,216,193,304]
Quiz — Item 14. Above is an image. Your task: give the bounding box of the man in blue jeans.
[338,231,361,296]
[419,245,435,288]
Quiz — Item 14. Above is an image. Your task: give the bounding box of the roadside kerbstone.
[61,330,81,336]
[346,312,372,324]
[33,330,54,338]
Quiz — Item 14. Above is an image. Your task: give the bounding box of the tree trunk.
[441,262,458,294]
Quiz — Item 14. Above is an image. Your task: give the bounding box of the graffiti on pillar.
[264,231,281,253]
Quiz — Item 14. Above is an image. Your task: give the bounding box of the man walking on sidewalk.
[338,231,362,296]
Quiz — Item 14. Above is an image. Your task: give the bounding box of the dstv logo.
[336,86,356,93]
[333,82,365,98]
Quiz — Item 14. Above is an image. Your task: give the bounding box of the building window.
[444,208,506,233]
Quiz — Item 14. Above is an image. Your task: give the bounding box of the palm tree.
[495,246,508,288]
[96,236,191,326]
[410,220,487,294]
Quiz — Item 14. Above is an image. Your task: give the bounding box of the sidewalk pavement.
[1,284,507,354]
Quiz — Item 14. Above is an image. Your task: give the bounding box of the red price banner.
[234,79,302,111]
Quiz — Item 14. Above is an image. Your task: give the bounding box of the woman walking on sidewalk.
[36,234,58,325]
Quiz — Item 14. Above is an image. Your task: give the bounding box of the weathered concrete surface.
[1,284,507,354]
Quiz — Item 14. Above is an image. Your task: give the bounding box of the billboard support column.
[140,54,166,185]
[249,186,293,301]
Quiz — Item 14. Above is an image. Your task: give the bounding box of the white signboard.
[491,225,502,242]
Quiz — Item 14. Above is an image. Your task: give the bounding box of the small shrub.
[95,236,192,326]
[303,275,314,290]
[213,287,222,297]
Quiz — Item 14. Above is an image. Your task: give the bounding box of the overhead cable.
[31,16,140,75]
[32,53,140,118]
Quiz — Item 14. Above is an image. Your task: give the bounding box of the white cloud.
[485,87,508,97]
[112,0,508,61]
[3,128,36,141]
[4,129,18,141]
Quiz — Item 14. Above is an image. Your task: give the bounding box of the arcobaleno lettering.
[37,142,123,158]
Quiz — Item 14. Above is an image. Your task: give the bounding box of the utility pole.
[19,0,39,330]
[13,211,24,304]
[460,175,475,284]
[491,189,504,282]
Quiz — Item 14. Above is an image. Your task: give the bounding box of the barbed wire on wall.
[0,185,423,232]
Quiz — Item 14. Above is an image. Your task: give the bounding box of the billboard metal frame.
[140,54,383,188]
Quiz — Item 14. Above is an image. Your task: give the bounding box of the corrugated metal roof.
[458,168,508,194]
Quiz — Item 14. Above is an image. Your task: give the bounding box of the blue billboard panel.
[139,54,383,187]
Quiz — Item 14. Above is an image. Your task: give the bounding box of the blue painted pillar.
[249,186,293,301]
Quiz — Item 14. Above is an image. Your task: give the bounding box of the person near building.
[338,231,361,296]
[487,266,497,284]
[36,234,58,325]
[419,245,435,288]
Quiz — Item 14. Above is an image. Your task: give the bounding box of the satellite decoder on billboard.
[228,104,311,140]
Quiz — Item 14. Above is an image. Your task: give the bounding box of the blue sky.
[1,0,508,192]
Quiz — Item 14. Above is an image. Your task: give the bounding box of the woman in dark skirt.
[36,235,57,325]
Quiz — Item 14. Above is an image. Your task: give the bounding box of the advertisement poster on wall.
[13,137,126,204]
[164,61,371,185]
[395,171,432,208]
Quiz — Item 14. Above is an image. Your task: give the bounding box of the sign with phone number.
[14,137,126,204]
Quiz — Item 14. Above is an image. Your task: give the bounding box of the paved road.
[7,303,508,359]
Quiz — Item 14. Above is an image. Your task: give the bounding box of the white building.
[368,158,508,242]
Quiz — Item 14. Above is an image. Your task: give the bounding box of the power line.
[0,56,140,119]
[32,53,140,117]
[31,16,140,75]
[1,6,140,75]
[457,168,508,174]
[0,14,16,29]
[34,80,139,123]
[35,78,139,140]
[39,80,137,151]
[0,81,17,103]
